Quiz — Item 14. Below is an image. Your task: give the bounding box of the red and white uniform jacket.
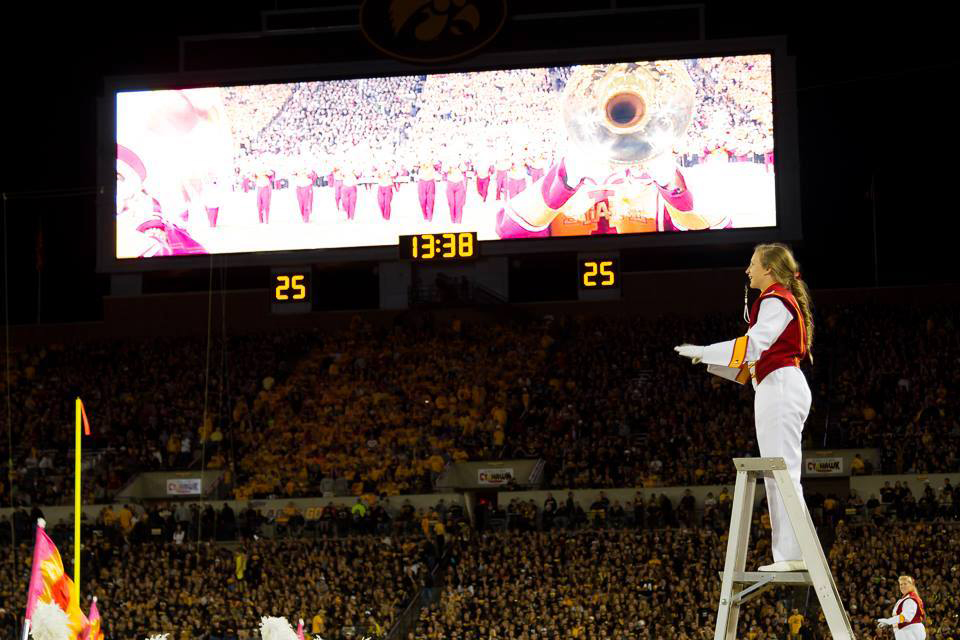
[701,283,807,387]
[881,592,924,629]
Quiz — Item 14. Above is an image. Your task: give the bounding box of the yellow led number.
[275,274,307,301]
[409,232,474,260]
[582,260,616,288]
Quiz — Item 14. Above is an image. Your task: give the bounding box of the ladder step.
[732,457,787,471]
[720,571,812,585]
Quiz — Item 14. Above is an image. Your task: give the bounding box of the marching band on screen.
[116,56,776,259]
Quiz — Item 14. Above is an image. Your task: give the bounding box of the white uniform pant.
[894,624,926,640]
[754,366,810,562]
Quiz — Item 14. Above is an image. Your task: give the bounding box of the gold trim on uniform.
[728,336,749,368]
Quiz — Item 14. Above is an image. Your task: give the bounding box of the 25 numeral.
[583,261,615,287]
[276,274,307,300]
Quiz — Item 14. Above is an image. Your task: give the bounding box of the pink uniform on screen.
[417,163,436,221]
[445,166,467,224]
[340,170,360,220]
[494,161,510,201]
[475,165,492,201]
[376,170,396,220]
[256,173,272,224]
[295,171,315,223]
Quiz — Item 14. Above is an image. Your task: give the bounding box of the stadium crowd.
[0,525,435,639]
[412,520,959,640]
[2,491,956,639]
[2,303,959,509]
[682,55,774,158]
[0,331,314,508]
[402,68,562,170]
[235,76,423,175]
[213,57,775,190]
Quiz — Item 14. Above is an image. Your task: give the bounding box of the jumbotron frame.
[96,36,799,273]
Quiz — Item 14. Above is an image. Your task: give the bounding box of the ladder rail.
[772,468,855,639]
[714,468,757,639]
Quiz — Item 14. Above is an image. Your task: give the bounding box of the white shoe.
[758,560,806,572]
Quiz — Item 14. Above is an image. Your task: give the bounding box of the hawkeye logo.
[360,0,508,64]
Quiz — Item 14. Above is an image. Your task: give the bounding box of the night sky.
[1,2,957,324]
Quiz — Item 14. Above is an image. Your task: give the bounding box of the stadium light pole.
[870,173,879,288]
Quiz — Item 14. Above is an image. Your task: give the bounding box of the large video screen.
[115,55,775,259]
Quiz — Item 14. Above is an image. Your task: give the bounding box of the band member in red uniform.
[417,161,437,221]
[445,162,467,224]
[330,166,343,211]
[294,168,315,223]
[340,167,359,220]
[203,174,221,228]
[255,169,273,224]
[116,144,206,257]
[528,155,546,183]
[506,161,528,199]
[115,87,233,255]
[493,155,702,238]
[376,166,397,221]
[475,162,492,202]
[675,244,814,572]
[877,576,926,639]
[494,158,510,200]
[703,144,732,164]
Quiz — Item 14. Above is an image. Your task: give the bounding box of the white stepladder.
[714,457,855,640]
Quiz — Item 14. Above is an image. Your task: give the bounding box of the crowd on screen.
[220,84,295,158]
[2,493,957,639]
[228,76,422,180]
[213,58,774,191]
[2,303,959,510]
[681,56,774,158]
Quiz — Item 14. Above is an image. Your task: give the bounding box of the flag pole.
[73,398,81,610]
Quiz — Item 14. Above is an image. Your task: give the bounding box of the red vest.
[748,283,808,384]
[896,592,924,627]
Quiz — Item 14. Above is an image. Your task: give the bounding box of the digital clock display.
[399,232,478,261]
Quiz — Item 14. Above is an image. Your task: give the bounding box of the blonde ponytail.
[790,277,814,362]
[755,243,814,361]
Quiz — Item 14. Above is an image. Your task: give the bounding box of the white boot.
[758,560,806,572]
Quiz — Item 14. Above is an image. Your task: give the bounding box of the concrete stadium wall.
[0,493,467,528]
[4,471,956,528]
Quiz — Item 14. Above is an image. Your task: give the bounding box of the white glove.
[647,153,679,187]
[876,618,891,628]
[674,344,704,364]
[562,147,598,190]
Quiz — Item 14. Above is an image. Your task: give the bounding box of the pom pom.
[29,602,71,640]
[146,635,169,640]
[260,617,298,640]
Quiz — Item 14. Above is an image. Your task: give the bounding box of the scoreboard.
[98,36,799,313]
[99,36,799,275]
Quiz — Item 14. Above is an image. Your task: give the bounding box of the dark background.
[1,1,956,324]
